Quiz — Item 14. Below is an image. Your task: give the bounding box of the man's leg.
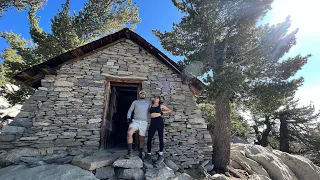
[138,135,145,158]
[126,127,137,158]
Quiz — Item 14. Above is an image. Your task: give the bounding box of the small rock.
[113,156,143,169]
[164,159,179,172]
[143,162,154,169]
[95,166,115,179]
[204,164,214,172]
[55,156,74,164]
[72,154,119,170]
[43,152,68,164]
[119,168,144,180]
[145,167,175,180]
[19,137,39,141]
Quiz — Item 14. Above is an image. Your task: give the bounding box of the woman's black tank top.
[149,104,163,121]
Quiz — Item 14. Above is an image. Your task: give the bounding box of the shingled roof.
[12,28,203,94]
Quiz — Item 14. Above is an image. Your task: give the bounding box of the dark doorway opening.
[106,86,138,150]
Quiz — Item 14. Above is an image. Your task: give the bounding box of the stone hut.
[0,29,212,168]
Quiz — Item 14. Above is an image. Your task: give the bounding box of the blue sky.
[0,0,319,109]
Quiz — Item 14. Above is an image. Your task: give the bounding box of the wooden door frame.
[100,78,142,149]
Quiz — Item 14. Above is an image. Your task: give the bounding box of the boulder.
[212,174,228,180]
[164,158,179,172]
[1,125,25,134]
[273,150,320,180]
[143,161,154,169]
[72,154,119,170]
[145,167,175,180]
[94,166,115,179]
[43,152,68,164]
[204,164,214,172]
[10,118,32,128]
[0,148,40,167]
[113,156,143,169]
[0,164,98,180]
[20,157,46,167]
[119,168,145,180]
[244,145,298,180]
[248,174,272,180]
[0,134,16,141]
[230,150,269,177]
[169,173,193,180]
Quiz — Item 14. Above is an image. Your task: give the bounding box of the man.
[126,90,150,158]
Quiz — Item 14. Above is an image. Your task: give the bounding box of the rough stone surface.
[169,173,193,180]
[0,135,15,142]
[42,152,68,164]
[248,174,272,180]
[231,144,320,180]
[273,150,320,180]
[212,174,228,180]
[145,167,175,180]
[1,126,25,134]
[0,148,40,167]
[94,166,115,179]
[20,157,46,167]
[0,164,98,180]
[119,168,145,180]
[72,154,119,170]
[164,158,179,172]
[113,156,143,169]
[143,161,154,169]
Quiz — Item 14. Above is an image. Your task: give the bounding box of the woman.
[145,94,171,163]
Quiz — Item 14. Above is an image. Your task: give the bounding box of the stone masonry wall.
[0,39,212,168]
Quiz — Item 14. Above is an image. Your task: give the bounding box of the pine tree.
[0,0,45,18]
[276,97,320,153]
[153,0,309,170]
[0,0,140,104]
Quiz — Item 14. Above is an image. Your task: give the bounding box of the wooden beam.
[110,82,140,87]
[104,74,147,82]
[100,81,111,149]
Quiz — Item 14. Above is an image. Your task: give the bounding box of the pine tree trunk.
[279,114,290,152]
[212,95,231,171]
[260,116,271,147]
[208,123,215,142]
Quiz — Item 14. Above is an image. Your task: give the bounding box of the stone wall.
[0,39,212,168]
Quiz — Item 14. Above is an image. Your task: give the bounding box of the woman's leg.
[147,123,157,153]
[157,125,164,153]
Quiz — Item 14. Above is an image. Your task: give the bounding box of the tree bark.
[279,114,290,152]
[212,95,231,171]
[260,115,272,147]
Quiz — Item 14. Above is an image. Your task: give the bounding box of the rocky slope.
[230,144,320,180]
[1,144,319,180]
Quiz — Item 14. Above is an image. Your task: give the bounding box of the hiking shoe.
[125,150,134,159]
[139,151,143,159]
[144,154,152,162]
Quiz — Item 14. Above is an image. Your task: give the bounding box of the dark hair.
[152,96,163,105]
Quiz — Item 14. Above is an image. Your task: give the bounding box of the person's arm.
[161,104,171,114]
[127,100,136,119]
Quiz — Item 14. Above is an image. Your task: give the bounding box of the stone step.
[72,153,120,170]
